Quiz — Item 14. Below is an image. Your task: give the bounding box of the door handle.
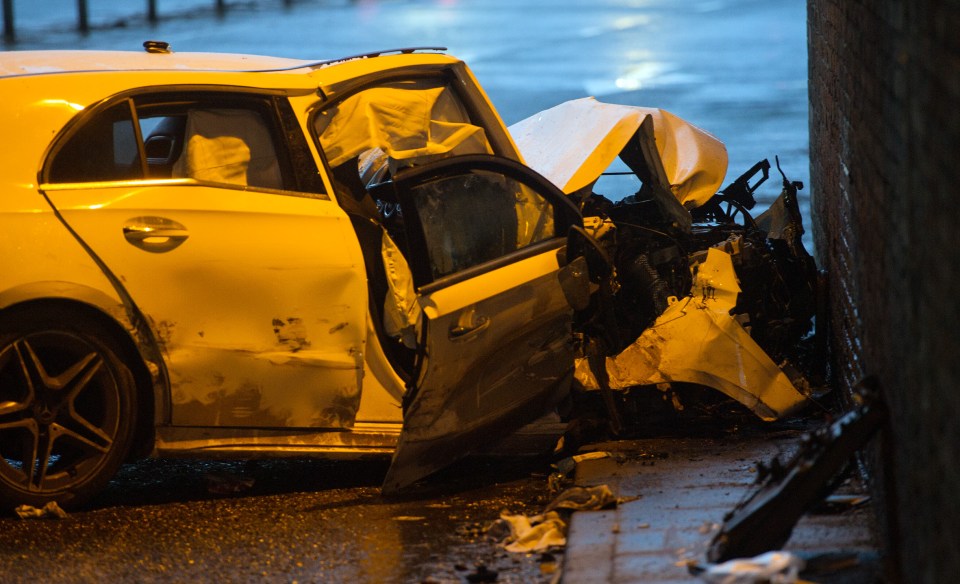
[123,216,189,253]
[449,310,490,341]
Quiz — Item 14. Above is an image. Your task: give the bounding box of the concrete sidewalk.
[561,432,880,583]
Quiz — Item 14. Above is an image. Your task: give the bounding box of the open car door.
[378,155,583,493]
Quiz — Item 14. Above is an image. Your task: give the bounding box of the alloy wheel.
[0,330,123,497]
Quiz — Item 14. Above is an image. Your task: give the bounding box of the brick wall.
[808,1,960,581]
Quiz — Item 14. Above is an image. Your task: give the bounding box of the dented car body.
[0,47,816,508]
[0,47,584,507]
[512,98,818,422]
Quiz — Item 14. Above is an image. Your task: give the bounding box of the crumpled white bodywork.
[512,98,808,420]
[509,97,728,208]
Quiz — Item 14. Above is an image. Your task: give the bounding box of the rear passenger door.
[41,91,369,429]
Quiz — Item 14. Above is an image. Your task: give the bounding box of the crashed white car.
[0,45,815,509]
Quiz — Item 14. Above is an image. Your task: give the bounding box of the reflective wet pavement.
[0,456,563,583]
[564,432,880,583]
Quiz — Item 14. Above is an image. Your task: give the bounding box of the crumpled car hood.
[509,97,729,209]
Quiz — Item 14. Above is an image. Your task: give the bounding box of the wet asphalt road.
[0,455,563,583]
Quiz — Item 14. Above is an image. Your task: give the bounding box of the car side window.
[47,102,141,184]
[409,170,556,279]
[46,93,320,195]
[152,108,283,190]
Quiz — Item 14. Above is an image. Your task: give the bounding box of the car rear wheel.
[0,312,136,510]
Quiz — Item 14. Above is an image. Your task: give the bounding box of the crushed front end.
[511,99,822,428]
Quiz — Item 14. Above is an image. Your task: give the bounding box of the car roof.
[0,47,452,79]
[0,50,313,78]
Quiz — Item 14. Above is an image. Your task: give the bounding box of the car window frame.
[389,154,582,294]
[305,71,583,292]
[306,68,513,196]
[40,86,328,200]
[310,66,511,151]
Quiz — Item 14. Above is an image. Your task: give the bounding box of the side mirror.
[566,225,613,283]
[558,255,590,311]
[558,225,614,311]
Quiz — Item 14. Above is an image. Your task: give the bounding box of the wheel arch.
[0,288,162,460]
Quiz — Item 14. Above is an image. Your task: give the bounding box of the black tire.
[0,309,137,510]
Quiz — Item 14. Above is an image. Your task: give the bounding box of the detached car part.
[707,377,887,562]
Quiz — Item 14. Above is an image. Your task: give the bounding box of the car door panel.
[379,156,583,492]
[384,248,574,492]
[44,184,368,428]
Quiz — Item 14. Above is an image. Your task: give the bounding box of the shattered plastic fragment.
[495,511,567,553]
[554,451,611,475]
[696,551,805,584]
[15,501,68,519]
[547,472,571,495]
[800,551,866,577]
[545,484,617,512]
[495,484,620,553]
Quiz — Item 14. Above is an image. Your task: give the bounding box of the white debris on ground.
[491,484,620,553]
[15,501,68,519]
[698,551,806,584]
